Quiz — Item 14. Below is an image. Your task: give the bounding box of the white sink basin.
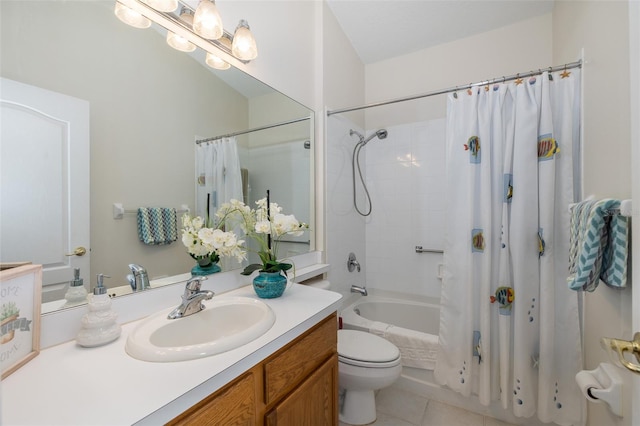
[125,296,275,362]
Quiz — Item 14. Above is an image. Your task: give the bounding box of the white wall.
[365,14,552,128]
[630,2,640,424]
[553,2,633,425]
[214,1,319,112]
[322,1,366,299]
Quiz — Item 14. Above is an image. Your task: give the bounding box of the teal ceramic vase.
[252,271,287,299]
[191,258,221,276]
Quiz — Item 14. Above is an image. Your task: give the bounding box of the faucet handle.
[185,276,207,292]
[128,263,146,275]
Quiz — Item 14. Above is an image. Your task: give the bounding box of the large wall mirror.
[0,1,314,312]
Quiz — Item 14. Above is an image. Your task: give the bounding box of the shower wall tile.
[365,118,447,297]
[326,116,367,298]
[365,125,412,165]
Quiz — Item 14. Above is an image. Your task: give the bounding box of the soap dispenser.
[64,268,88,305]
[76,274,121,347]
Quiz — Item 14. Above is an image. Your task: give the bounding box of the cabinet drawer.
[264,313,337,405]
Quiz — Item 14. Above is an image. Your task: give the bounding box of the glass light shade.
[193,0,223,40]
[114,2,151,29]
[205,52,230,70]
[166,31,196,52]
[142,0,178,12]
[232,20,257,61]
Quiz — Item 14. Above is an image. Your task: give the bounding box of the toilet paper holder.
[601,332,640,374]
[576,363,624,417]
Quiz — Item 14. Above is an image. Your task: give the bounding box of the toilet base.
[339,388,376,425]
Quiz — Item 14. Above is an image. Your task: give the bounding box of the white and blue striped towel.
[567,199,628,291]
[137,207,177,245]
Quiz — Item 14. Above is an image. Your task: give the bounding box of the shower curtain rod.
[326,60,582,116]
[196,116,311,144]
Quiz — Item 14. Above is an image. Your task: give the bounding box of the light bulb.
[232,20,257,61]
[114,2,151,29]
[167,31,196,52]
[142,0,178,12]
[205,52,230,70]
[166,8,196,52]
[193,0,223,40]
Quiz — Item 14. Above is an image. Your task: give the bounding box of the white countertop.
[1,283,342,425]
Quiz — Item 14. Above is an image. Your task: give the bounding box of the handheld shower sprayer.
[362,129,388,145]
[349,128,388,216]
[349,129,388,146]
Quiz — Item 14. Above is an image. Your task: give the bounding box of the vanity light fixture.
[193,0,223,40]
[205,34,231,70]
[141,0,177,13]
[114,0,258,67]
[206,52,231,70]
[114,2,151,29]
[231,20,257,61]
[166,7,196,52]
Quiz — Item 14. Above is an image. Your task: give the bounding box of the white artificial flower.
[255,220,271,234]
[191,216,204,230]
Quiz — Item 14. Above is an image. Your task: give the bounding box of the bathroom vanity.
[169,313,338,425]
[1,283,341,425]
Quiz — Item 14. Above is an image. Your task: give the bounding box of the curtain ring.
[502,76,506,83]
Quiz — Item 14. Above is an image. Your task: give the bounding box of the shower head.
[350,128,388,146]
[362,129,388,145]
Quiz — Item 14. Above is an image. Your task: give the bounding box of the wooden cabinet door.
[265,354,338,426]
[168,369,258,426]
[264,314,337,405]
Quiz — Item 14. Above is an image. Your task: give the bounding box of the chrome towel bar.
[415,246,443,254]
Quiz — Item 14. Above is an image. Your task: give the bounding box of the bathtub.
[340,290,538,425]
[340,291,440,370]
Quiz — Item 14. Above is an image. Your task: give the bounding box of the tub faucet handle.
[347,252,361,272]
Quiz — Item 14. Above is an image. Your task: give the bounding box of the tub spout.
[350,284,368,296]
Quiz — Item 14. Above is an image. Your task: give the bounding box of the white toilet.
[338,329,402,425]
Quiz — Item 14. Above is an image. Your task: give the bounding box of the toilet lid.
[338,330,400,367]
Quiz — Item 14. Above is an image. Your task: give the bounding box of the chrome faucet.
[167,276,214,319]
[127,264,150,292]
[350,284,368,296]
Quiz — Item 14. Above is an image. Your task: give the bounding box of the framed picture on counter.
[0,264,42,379]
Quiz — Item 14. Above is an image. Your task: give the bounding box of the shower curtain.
[195,136,243,221]
[434,70,584,425]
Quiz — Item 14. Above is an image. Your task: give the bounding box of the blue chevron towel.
[137,207,177,245]
[567,199,628,291]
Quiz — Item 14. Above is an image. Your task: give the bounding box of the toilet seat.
[338,329,401,368]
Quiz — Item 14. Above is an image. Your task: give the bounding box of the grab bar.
[415,246,443,254]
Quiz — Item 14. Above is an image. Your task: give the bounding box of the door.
[0,78,90,297]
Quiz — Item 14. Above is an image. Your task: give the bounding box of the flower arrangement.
[217,195,308,276]
[181,212,246,267]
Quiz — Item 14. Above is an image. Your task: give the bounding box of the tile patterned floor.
[340,386,516,426]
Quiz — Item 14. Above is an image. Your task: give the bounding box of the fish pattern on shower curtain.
[434,70,585,425]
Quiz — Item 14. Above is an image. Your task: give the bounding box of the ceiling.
[326,0,555,64]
